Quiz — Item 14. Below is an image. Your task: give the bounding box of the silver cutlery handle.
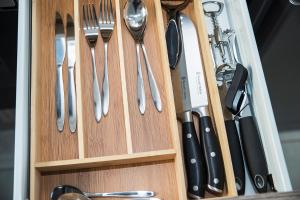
[136,43,146,114]
[91,47,102,122]
[85,191,155,198]
[102,42,109,116]
[68,66,77,133]
[56,65,65,132]
[141,43,162,112]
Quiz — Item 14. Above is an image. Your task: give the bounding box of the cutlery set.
[202,0,276,195]
[51,0,275,199]
[55,12,77,133]
[55,0,164,132]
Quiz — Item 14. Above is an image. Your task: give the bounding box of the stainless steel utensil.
[99,0,115,116]
[179,14,225,194]
[66,14,77,133]
[58,193,160,200]
[55,12,66,132]
[51,185,155,200]
[123,0,162,114]
[83,3,102,122]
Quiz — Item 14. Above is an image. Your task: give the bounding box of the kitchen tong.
[161,0,189,69]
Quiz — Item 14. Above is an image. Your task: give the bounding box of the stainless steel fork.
[83,4,102,122]
[99,0,115,116]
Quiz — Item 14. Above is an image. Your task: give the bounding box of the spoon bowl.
[58,193,90,200]
[123,0,148,41]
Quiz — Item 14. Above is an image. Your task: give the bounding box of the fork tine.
[99,0,103,24]
[104,0,108,23]
[109,0,114,23]
[86,4,92,29]
[83,4,88,29]
[92,4,98,28]
[88,4,94,29]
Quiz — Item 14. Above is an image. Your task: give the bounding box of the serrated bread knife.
[175,13,225,195]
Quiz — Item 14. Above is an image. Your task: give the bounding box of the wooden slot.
[119,0,175,153]
[161,0,237,198]
[38,161,180,200]
[35,149,176,172]
[31,0,79,162]
[78,0,128,158]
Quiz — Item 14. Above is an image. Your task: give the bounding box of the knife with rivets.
[179,14,225,194]
[170,14,206,199]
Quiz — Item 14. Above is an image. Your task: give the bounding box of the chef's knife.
[66,14,77,133]
[171,14,206,199]
[179,14,225,194]
[55,12,66,132]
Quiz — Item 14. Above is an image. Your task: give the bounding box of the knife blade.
[55,12,66,132]
[171,15,206,199]
[66,14,77,133]
[179,14,225,194]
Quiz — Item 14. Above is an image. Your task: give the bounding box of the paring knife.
[55,12,66,132]
[66,14,77,133]
[179,14,225,194]
[171,15,206,199]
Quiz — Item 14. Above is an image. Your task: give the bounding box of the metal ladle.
[50,185,155,200]
[123,0,162,114]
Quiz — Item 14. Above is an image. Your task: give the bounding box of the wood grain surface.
[161,1,236,198]
[31,0,236,199]
[78,0,128,158]
[39,161,179,200]
[32,0,79,162]
[119,0,174,153]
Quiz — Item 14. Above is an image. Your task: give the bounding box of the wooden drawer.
[30,0,235,199]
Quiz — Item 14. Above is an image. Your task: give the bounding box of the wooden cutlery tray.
[30,0,236,199]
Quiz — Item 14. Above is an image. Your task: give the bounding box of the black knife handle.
[166,17,181,69]
[182,121,206,198]
[200,116,225,194]
[239,116,268,193]
[225,120,245,195]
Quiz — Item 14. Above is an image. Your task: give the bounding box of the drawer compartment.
[29,0,253,199]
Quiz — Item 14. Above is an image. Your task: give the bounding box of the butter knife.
[66,14,77,133]
[55,12,66,132]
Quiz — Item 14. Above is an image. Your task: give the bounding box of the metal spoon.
[58,193,161,200]
[51,185,155,200]
[123,0,162,114]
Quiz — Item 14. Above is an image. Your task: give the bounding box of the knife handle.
[239,116,268,193]
[225,120,245,195]
[68,67,77,133]
[200,116,225,193]
[166,17,181,69]
[182,121,206,198]
[56,65,65,132]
